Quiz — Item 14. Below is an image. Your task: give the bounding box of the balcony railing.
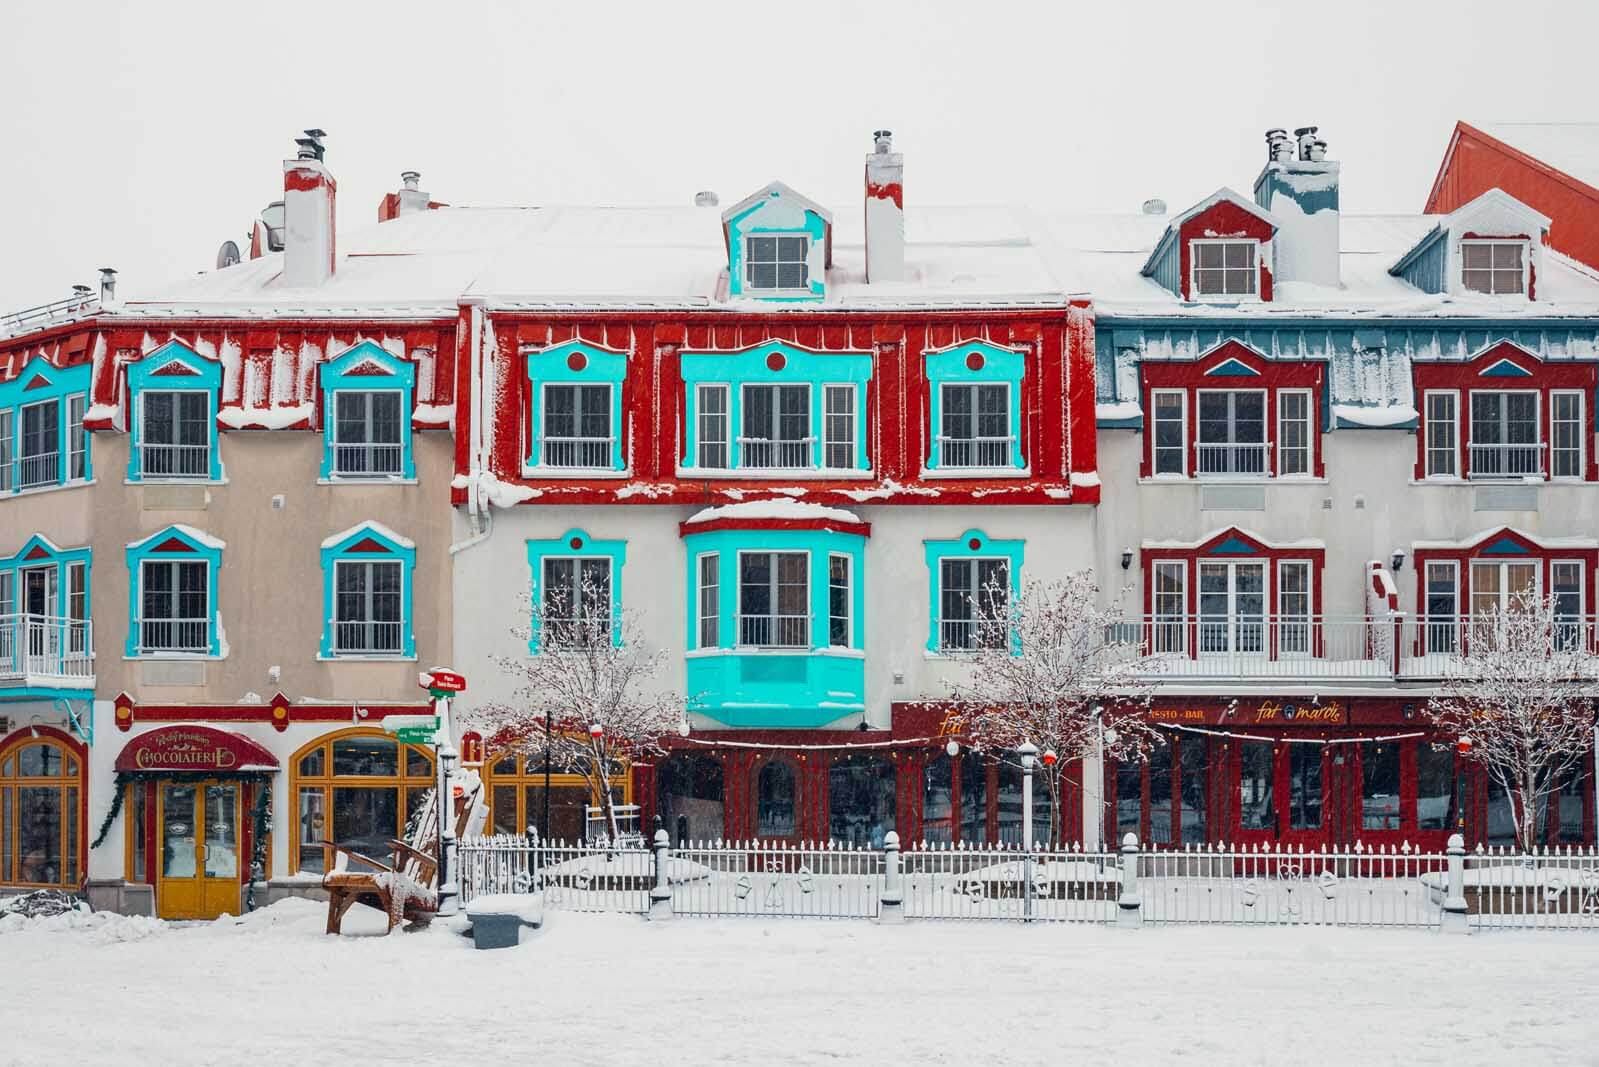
[539,436,614,469]
[0,614,93,681]
[1468,442,1543,479]
[135,617,211,655]
[1195,441,1267,477]
[331,443,404,477]
[17,450,60,490]
[738,613,809,648]
[937,436,1012,468]
[331,620,405,656]
[140,443,210,479]
[738,437,812,469]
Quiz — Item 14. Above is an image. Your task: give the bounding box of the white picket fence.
[455,831,1599,931]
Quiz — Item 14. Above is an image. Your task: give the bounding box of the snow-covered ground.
[3,899,1598,1065]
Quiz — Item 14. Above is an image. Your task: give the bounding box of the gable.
[1481,535,1531,556]
[1468,340,1541,377]
[345,537,391,555]
[1204,357,1260,378]
[1480,358,1533,378]
[22,372,53,390]
[150,536,197,554]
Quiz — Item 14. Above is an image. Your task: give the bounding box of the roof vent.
[401,170,421,191]
[1294,126,1320,162]
[71,284,92,299]
[1265,128,1293,162]
[295,128,327,162]
[694,190,719,207]
[1141,198,1167,215]
[873,129,894,155]
[98,267,117,304]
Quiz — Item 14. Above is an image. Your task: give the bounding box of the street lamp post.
[1018,741,1038,922]
[543,709,552,841]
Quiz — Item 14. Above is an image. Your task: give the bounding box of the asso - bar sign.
[421,668,467,698]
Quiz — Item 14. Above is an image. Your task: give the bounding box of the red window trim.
[1411,527,1597,621]
[1177,199,1275,303]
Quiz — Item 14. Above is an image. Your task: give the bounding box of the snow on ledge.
[320,520,416,550]
[412,403,453,427]
[1141,526,1325,551]
[128,524,225,551]
[1095,401,1143,423]
[217,403,313,430]
[1331,404,1418,428]
[685,499,864,526]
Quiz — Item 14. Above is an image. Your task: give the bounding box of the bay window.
[697,554,719,648]
[0,358,92,493]
[828,553,851,648]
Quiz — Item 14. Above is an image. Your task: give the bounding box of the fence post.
[1441,832,1469,934]
[880,830,905,924]
[1117,832,1143,928]
[648,827,673,921]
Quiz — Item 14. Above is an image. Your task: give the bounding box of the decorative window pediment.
[319,521,416,659]
[525,341,627,474]
[127,341,222,484]
[924,341,1027,475]
[318,341,416,481]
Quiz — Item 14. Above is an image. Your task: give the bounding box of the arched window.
[0,733,82,888]
[828,754,896,847]
[290,730,435,874]
[657,753,725,844]
[756,760,799,840]
[484,749,631,844]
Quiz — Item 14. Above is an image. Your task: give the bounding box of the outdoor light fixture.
[589,722,603,738]
[1104,728,1119,746]
[1121,547,1134,571]
[1403,703,1415,720]
[677,720,691,738]
[1391,549,1405,573]
[1042,749,1058,767]
[945,739,960,758]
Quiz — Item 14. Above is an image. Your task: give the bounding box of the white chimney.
[98,267,118,308]
[1253,124,1340,289]
[397,171,431,216]
[281,129,336,288]
[864,129,904,284]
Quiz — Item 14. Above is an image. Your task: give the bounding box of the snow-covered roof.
[320,521,416,551]
[1139,187,1281,277]
[684,500,864,526]
[1472,122,1599,192]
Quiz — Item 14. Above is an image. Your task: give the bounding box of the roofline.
[1429,121,1599,212]
[1139,186,1279,277]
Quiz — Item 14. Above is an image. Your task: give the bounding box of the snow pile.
[684,499,863,526]
[0,889,85,919]
[0,905,164,942]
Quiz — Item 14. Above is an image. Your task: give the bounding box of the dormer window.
[1192,240,1257,298]
[746,236,809,292]
[1461,240,1525,295]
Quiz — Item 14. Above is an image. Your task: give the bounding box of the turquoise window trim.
[524,341,628,473]
[526,528,627,653]
[0,355,93,493]
[923,528,1024,653]
[318,522,417,659]
[725,190,828,301]
[126,341,223,483]
[679,341,872,472]
[124,525,223,658]
[924,341,1028,471]
[318,341,417,481]
[0,534,92,623]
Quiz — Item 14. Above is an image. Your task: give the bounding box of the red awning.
[114,725,280,774]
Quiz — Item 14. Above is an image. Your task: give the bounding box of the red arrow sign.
[421,669,467,693]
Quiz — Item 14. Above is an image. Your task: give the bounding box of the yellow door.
[156,780,241,920]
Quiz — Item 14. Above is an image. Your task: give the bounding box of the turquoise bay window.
[319,522,416,659]
[125,525,223,657]
[525,341,626,473]
[526,529,626,652]
[684,524,866,728]
[319,341,416,481]
[680,341,871,474]
[0,355,91,493]
[925,341,1027,473]
[127,341,222,483]
[924,529,1023,653]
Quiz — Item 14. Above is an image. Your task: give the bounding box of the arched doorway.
[656,752,725,844]
[0,729,83,888]
[828,754,896,847]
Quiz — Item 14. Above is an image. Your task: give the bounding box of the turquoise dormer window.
[318,341,416,481]
[680,341,872,475]
[125,524,224,658]
[319,521,416,659]
[925,342,1027,474]
[0,534,92,674]
[525,341,627,473]
[722,182,832,302]
[0,355,91,494]
[924,529,1023,653]
[127,341,222,483]
[526,529,626,653]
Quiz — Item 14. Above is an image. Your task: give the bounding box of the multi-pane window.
[1197,561,1265,654]
[696,385,729,469]
[1151,561,1186,653]
[823,385,855,469]
[1551,391,1584,479]
[1277,390,1311,476]
[541,557,612,648]
[1470,391,1539,478]
[745,235,809,291]
[1288,747,1322,830]
[1150,390,1185,476]
[542,384,612,468]
[1278,561,1312,655]
[940,384,1010,468]
[738,552,809,648]
[1424,392,1458,477]
[1238,741,1275,832]
[1470,560,1538,617]
[332,560,403,655]
[938,557,1009,651]
[1423,561,1459,655]
[1461,241,1525,295]
[828,554,851,648]
[0,409,12,491]
[1552,561,1583,651]
[1192,240,1257,297]
[697,554,719,648]
[141,391,209,479]
[66,561,87,656]
[331,391,404,477]
[1361,741,1401,831]
[19,399,60,489]
[741,384,810,468]
[139,560,209,654]
[67,394,86,481]
[1195,391,1265,476]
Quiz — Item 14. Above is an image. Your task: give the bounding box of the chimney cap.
[1293,125,1318,137]
[295,128,327,161]
[873,129,894,153]
[71,284,92,296]
[98,266,117,278]
[694,190,719,207]
[401,170,421,190]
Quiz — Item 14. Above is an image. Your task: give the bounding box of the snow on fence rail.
[456,831,1599,931]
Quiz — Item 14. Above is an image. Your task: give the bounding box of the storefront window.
[291,731,434,873]
[1238,741,1274,832]
[128,783,148,882]
[757,761,798,839]
[1148,745,1174,845]
[1116,738,1209,846]
[1114,761,1141,839]
[1360,742,1402,831]
[1180,741,1208,844]
[922,755,955,844]
[657,753,725,844]
[997,760,1054,846]
[1416,745,1456,831]
[1485,778,1517,847]
[0,736,81,888]
[485,751,628,843]
[1288,747,1321,830]
[1557,767,1589,844]
[828,755,895,847]
[960,757,988,844]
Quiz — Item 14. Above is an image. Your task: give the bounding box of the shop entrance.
[156,779,241,920]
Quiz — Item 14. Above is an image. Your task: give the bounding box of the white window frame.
[1550,389,1584,481]
[138,389,212,481]
[1551,559,1586,650]
[1423,390,1459,479]
[1194,388,1268,479]
[695,383,730,470]
[66,559,87,655]
[1459,239,1528,296]
[937,556,1011,652]
[1469,558,1541,616]
[539,382,614,469]
[1467,389,1541,480]
[1276,389,1313,478]
[696,552,720,649]
[540,555,614,648]
[822,384,857,471]
[1149,389,1187,477]
[1277,559,1313,656]
[736,549,810,649]
[1189,238,1260,300]
[18,397,61,489]
[739,383,813,470]
[1150,559,1187,654]
[137,558,211,654]
[827,552,852,649]
[1423,559,1460,655]
[1196,558,1267,655]
[330,388,406,478]
[0,408,12,492]
[331,558,405,656]
[938,382,1013,469]
[744,234,811,293]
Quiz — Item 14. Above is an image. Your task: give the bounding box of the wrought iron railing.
[1469,442,1543,479]
[738,437,812,469]
[331,442,404,477]
[539,436,614,468]
[937,435,1012,468]
[0,614,93,679]
[1194,441,1268,477]
[140,443,210,479]
[330,620,405,656]
[737,613,809,648]
[17,451,60,490]
[135,617,211,655]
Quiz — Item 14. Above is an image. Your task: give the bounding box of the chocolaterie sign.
[114,725,280,774]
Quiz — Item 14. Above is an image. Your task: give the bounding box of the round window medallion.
[765,352,787,372]
[569,537,584,550]
[967,537,982,550]
[566,352,588,372]
[965,352,985,372]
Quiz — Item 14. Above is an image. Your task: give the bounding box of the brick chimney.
[864,129,904,283]
[281,129,336,288]
[379,170,434,222]
[1253,125,1340,288]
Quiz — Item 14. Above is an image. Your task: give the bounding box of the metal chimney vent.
[1141,198,1167,215]
[260,201,286,252]
[873,129,894,154]
[295,128,327,161]
[402,170,421,191]
[694,190,719,207]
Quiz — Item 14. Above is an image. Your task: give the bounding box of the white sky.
[0,0,1592,309]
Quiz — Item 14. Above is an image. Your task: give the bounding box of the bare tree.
[463,575,685,843]
[937,571,1163,846]
[1424,591,1598,850]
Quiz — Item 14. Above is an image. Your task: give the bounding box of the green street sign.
[394,721,439,743]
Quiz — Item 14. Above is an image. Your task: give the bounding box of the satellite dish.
[216,240,241,269]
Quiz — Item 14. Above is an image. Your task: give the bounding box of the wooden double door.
[156,780,242,920]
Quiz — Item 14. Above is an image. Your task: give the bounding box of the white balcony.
[0,613,94,689]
